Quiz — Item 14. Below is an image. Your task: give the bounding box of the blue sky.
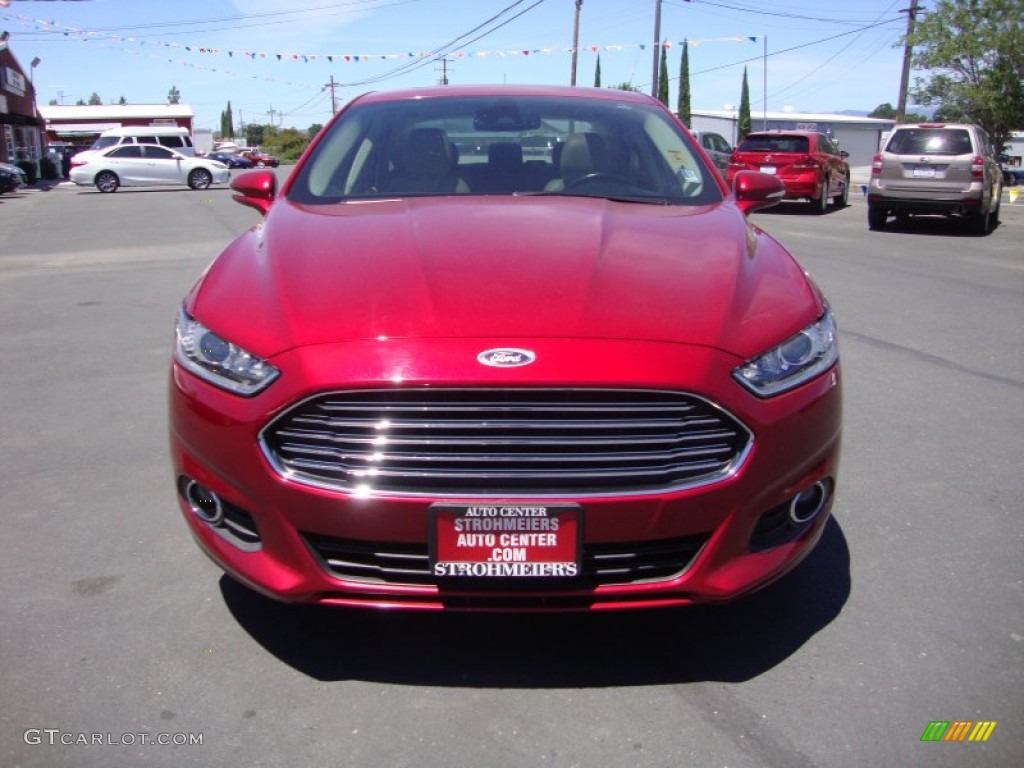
[3,0,913,131]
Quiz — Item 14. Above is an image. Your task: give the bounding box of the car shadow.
[221,517,851,686]
[755,201,847,217]
[869,215,1001,238]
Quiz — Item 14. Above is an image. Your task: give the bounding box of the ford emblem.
[477,348,536,368]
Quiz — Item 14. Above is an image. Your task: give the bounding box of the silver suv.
[867,123,1002,235]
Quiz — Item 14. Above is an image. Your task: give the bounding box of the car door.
[104,145,145,184]
[141,145,187,184]
[817,134,844,189]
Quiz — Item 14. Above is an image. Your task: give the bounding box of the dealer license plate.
[760,165,777,174]
[430,503,581,578]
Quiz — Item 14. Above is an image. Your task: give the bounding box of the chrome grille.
[261,389,751,496]
[302,532,709,587]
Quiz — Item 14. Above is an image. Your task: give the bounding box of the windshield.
[90,136,120,150]
[288,94,722,206]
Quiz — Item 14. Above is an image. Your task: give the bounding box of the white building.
[38,103,195,150]
[688,109,896,168]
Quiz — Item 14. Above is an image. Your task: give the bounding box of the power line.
[331,0,548,89]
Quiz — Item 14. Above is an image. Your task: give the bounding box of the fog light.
[788,480,831,525]
[184,479,224,525]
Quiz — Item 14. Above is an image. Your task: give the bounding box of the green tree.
[677,40,691,125]
[262,127,314,164]
[167,85,180,105]
[88,92,102,105]
[869,102,927,123]
[908,0,1024,153]
[611,82,640,92]
[657,44,669,106]
[308,124,323,139]
[738,67,752,140]
[594,54,601,88]
[220,101,234,139]
[118,96,127,105]
[247,123,266,147]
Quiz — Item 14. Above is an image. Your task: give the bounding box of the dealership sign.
[431,503,581,577]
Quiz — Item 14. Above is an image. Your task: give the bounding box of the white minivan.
[73,126,196,166]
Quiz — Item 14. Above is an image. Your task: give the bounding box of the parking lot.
[1,176,1021,767]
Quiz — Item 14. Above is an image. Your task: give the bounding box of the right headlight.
[174,308,279,396]
[733,309,838,397]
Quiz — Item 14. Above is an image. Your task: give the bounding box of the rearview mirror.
[732,170,786,215]
[231,170,277,216]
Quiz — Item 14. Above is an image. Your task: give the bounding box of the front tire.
[95,171,119,193]
[867,205,887,230]
[188,168,213,190]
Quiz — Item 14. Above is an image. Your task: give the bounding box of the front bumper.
[169,337,842,611]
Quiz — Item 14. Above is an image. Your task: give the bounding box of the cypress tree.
[677,40,691,124]
[657,44,670,106]
[738,67,752,140]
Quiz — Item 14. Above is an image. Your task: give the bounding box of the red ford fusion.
[169,85,841,611]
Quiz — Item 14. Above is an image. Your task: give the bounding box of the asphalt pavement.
[1,173,1021,768]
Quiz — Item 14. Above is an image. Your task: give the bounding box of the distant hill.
[837,106,937,118]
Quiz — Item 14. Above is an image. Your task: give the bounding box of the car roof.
[892,123,975,130]
[742,130,821,138]
[350,84,661,106]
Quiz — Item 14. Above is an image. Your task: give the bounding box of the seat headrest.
[403,127,454,177]
[488,142,523,171]
[559,133,609,178]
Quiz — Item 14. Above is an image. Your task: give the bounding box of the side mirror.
[231,170,277,216]
[732,170,786,215]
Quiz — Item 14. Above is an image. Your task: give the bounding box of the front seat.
[544,133,610,192]
[389,127,469,195]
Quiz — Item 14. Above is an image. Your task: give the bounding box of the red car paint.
[169,85,841,611]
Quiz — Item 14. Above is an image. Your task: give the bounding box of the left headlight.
[174,308,280,396]
[733,309,838,397]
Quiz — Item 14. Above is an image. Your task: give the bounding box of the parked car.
[0,165,23,194]
[206,152,254,169]
[727,130,851,213]
[169,84,841,612]
[240,150,279,168]
[867,123,1002,234]
[0,161,27,193]
[69,144,230,193]
[691,130,733,174]
[1001,167,1024,187]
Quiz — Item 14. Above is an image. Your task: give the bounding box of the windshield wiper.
[513,190,674,205]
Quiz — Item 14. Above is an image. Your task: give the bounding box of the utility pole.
[323,75,338,114]
[267,105,280,127]
[436,57,454,85]
[570,0,582,86]
[650,0,661,97]
[896,0,919,123]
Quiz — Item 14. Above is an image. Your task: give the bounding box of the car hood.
[191,196,821,359]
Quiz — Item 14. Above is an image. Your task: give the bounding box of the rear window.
[886,128,972,156]
[737,135,809,154]
[157,136,193,149]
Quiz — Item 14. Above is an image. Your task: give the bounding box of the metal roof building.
[39,103,194,147]
[689,109,896,169]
